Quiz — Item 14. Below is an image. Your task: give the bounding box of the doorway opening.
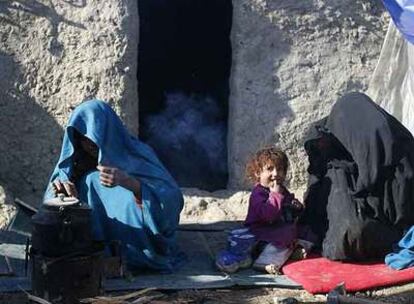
[138,0,232,191]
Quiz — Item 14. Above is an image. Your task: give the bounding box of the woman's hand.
[96,165,129,187]
[97,165,142,199]
[51,180,78,198]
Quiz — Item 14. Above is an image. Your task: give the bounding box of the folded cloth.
[385,226,414,270]
[253,244,293,274]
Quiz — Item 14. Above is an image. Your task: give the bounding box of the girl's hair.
[245,147,289,183]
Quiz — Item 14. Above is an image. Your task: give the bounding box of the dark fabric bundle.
[300,92,414,261]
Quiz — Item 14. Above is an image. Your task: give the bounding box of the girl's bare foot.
[253,263,280,274]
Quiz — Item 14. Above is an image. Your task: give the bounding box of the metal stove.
[30,195,105,304]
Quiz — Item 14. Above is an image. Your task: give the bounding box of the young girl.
[245,147,305,273]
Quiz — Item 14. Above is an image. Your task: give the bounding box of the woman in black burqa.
[300,92,414,261]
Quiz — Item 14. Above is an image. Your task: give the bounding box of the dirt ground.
[2,188,414,303]
[174,190,414,303]
[2,282,414,304]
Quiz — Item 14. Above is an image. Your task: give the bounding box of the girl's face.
[256,162,286,188]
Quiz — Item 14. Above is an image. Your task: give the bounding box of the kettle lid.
[44,194,79,207]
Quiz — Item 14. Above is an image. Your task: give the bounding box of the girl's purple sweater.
[244,184,297,248]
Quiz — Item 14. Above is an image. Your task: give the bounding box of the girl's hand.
[291,198,304,211]
[97,165,129,188]
[52,180,78,198]
[270,181,283,193]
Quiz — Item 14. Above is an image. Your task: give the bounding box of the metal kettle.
[31,195,93,257]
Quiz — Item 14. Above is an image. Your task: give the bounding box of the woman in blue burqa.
[44,100,185,271]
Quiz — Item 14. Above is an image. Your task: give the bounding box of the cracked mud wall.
[0,0,390,207]
[228,0,388,190]
[0,1,138,204]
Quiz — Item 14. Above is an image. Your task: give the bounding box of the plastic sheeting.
[383,0,414,43]
[367,21,414,135]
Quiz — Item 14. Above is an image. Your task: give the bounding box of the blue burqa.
[385,226,414,270]
[44,100,185,271]
[383,0,414,44]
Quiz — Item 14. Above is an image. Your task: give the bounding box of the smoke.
[144,92,227,190]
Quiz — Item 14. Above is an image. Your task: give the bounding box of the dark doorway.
[138,0,232,191]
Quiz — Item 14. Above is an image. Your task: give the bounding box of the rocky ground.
[0,185,16,230]
[1,186,414,303]
[178,188,414,304]
[1,282,414,303]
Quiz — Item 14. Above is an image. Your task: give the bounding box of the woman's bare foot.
[290,246,307,261]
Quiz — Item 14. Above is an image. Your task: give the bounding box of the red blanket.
[282,255,414,294]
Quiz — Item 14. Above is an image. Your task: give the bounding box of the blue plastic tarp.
[383,0,414,43]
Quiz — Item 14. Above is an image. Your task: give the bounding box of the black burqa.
[300,92,414,261]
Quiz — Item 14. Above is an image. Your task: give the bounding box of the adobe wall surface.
[0,0,388,205]
[0,1,138,203]
[228,0,388,190]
